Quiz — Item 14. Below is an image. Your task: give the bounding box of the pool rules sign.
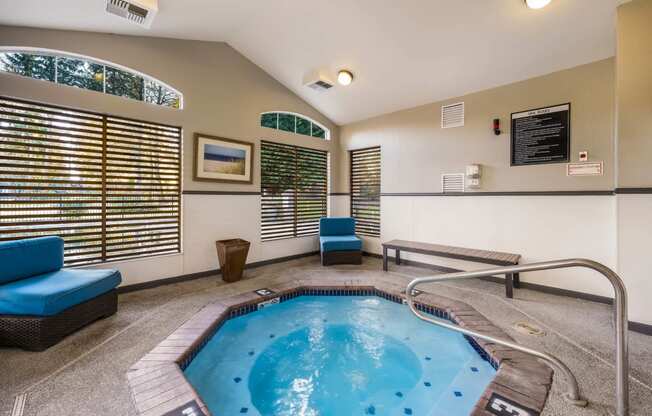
[510,103,570,166]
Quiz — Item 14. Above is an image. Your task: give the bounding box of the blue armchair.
[319,217,362,265]
[0,236,122,351]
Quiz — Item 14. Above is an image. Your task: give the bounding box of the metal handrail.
[405,258,629,416]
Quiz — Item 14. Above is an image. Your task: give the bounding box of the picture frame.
[193,133,254,183]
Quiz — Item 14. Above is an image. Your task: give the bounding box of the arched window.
[0,47,183,109]
[261,111,330,140]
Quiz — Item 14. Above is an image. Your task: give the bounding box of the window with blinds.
[261,141,328,241]
[350,146,380,237]
[0,96,181,266]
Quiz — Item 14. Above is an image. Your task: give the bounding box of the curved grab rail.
[405,258,628,416]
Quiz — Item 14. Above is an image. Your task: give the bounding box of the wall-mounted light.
[337,70,354,86]
[524,0,551,9]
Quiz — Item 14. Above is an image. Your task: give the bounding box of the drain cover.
[514,322,546,336]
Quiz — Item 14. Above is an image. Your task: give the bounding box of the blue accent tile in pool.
[185,296,495,415]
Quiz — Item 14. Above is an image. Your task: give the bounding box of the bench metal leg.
[505,273,514,299]
[513,272,521,288]
[383,246,388,271]
[395,248,401,265]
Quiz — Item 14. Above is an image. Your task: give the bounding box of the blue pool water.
[184,296,495,415]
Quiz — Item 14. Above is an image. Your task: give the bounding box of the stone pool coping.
[127,279,553,416]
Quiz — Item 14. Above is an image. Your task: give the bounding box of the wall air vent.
[442,173,465,193]
[105,0,158,28]
[441,102,465,128]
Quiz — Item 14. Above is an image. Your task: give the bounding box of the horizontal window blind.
[350,146,380,237]
[261,140,328,241]
[0,96,181,266]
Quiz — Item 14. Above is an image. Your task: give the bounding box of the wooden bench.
[382,239,522,298]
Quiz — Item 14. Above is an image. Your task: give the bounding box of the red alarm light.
[493,118,501,136]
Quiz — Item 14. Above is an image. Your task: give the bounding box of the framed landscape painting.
[194,133,254,183]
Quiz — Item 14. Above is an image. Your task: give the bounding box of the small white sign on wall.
[567,161,603,176]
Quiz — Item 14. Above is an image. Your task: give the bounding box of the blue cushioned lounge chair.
[319,217,362,266]
[0,236,122,351]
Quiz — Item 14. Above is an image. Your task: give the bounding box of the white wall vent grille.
[105,0,158,28]
[442,173,465,193]
[441,102,465,128]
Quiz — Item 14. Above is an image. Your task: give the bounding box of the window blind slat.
[350,146,381,237]
[261,140,328,241]
[0,96,181,265]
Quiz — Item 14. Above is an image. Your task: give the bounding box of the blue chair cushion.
[319,217,356,236]
[320,235,362,253]
[0,268,122,316]
[0,236,64,285]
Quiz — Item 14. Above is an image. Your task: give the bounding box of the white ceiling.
[0,0,622,125]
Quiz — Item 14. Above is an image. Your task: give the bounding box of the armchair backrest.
[0,236,64,285]
[319,217,356,236]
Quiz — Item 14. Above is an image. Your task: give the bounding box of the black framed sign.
[510,103,570,166]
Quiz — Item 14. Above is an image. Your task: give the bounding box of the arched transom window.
[261,111,329,140]
[0,48,182,109]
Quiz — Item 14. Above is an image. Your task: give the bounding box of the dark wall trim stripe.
[614,188,652,194]
[117,251,319,293]
[380,190,614,197]
[180,190,642,197]
[183,190,261,195]
[362,252,652,336]
[183,191,352,196]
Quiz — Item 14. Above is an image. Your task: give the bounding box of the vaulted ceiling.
[0,0,623,125]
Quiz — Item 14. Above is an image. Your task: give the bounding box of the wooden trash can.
[215,239,250,283]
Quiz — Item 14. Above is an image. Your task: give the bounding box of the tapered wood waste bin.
[215,238,250,282]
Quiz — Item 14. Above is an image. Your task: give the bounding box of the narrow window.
[261,141,328,241]
[350,146,381,237]
[0,96,182,265]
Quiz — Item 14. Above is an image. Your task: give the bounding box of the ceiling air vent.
[303,71,334,92]
[441,102,465,128]
[105,0,158,28]
[442,173,465,193]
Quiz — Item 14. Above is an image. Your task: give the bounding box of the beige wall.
[616,0,652,188]
[0,25,341,191]
[0,25,343,287]
[339,59,615,193]
[616,0,652,326]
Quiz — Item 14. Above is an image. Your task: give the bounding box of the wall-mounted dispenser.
[466,164,482,188]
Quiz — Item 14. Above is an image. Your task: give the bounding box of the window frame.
[0,95,183,266]
[0,46,183,109]
[260,140,329,242]
[350,146,381,238]
[260,111,330,140]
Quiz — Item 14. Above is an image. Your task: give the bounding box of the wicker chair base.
[0,289,118,351]
[321,250,362,266]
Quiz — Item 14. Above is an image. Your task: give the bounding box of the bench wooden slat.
[382,239,520,265]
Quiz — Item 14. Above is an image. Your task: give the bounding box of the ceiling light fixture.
[524,0,551,9]
[337,70,354,86]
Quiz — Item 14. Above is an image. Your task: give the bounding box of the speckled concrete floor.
[1,256,651,416]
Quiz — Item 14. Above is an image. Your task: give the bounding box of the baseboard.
[117,251,319,294]
[364,251,652,336]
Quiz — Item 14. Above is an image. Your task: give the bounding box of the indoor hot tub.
[184,295,495,416]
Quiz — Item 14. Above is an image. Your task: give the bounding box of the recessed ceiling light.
[337,70,354,86]
[524,0,551,9]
